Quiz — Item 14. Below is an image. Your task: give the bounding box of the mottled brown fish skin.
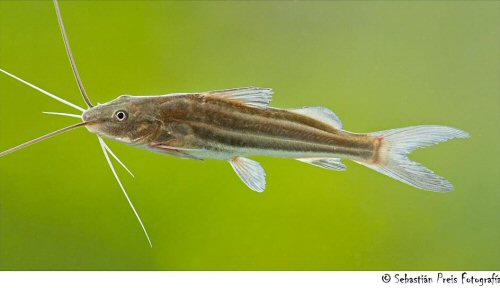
[146,95,378,161]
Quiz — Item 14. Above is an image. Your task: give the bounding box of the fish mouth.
[84,121,102,134]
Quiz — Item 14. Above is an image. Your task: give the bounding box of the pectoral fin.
[229,157,266,192]
[297,157,346,171]
[149,142,202,160]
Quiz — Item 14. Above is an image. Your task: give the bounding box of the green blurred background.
[0,1,498,270]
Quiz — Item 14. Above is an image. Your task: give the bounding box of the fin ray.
[297,158,346,171]
[202,87,273,108]
[148,143,202,160]
[229,157,266,192]
[358,125,469,192]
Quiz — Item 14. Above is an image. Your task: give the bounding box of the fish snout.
[82,109,98,122]
[81,109,102,133]
[82,111,90,122]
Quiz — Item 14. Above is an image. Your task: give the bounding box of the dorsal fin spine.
[202,87,273,109]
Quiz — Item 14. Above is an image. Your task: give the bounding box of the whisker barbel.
[0,0,151,247]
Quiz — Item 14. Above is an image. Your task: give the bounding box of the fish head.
[82,95,162,144]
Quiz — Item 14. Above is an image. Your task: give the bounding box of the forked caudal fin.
[356,125,469,192]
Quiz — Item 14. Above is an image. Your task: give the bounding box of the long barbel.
[0,1,152,247]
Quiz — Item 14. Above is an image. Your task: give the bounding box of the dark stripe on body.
[159,95,376,160]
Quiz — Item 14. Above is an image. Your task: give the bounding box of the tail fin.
[357,125,469,192]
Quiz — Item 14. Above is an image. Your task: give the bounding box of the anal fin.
[229,157,266,192]
[297,158,346,171]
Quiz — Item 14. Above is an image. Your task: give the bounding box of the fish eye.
[114,110,128,121]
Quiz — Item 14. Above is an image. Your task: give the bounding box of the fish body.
[84,88,372,160]
[83,87,468,192]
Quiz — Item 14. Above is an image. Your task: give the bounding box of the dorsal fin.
[202,87,273,108]
[289,106,343,129]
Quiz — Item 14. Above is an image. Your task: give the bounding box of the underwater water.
[0,1,499,270]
